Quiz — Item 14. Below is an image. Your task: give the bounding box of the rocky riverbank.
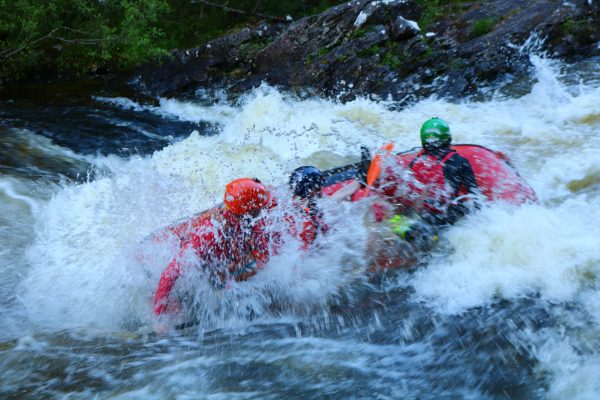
[137,0,600,101]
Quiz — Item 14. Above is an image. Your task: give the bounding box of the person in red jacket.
[356,118,477,272]
[377,117,480,227]
[153,178,277,316]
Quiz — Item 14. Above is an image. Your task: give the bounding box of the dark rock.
[353,25,390,51]
[136,0,600,102]
[354,0,420,27]
[389,16,420,41]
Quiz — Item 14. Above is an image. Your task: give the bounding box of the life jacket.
[184,209,247,266]
[406,149,469,214]
[247,215,277,266]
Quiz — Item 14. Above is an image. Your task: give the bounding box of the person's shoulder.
[443,151,474,174]
[448,150,471,164]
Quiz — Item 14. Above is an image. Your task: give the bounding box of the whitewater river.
[1,55,599,399]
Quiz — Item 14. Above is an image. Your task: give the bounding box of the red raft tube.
[320,144,536,273]
[322,144,537,205]
[139,145,536,278]
[146,144,535,249]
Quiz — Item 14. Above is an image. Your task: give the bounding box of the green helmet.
[420,118,451,148]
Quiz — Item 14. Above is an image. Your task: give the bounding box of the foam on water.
[95,95,237,126]
[22,56,600,323]
[19,112,375,330]
[532,327,600,400]
[13,53,600,397]
[411,199,600,314]
[0,176,49,338]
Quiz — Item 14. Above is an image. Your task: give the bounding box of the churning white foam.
[410,199,600,314]
[20,55,600,336]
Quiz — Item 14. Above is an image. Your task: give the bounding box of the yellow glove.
[386,214,416,239]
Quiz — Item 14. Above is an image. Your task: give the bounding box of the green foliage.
[309,0,339,15]
[336,53,349,62]
[238,38,270,59]
[414,0,471,31]
[471,17,497,37]
[303,45,332,65]
[382,51,402,69]
[449,58,466,70]
[317,46,332,57]
[357,44,380,58]
[350,27,368,39]
[559,16,594,40]
[561,17,577,35]
[1,0,172,79]
[0,0,347,81]
[380,41,409,69]
[422,46,433,59]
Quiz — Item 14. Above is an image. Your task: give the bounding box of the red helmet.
[224,178,271,216]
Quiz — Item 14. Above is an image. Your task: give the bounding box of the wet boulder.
[389,16,421,41]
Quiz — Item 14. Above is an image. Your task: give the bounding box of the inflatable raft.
[322,144,537,204]
[142,144,536,275]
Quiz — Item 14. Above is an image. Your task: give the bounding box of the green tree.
[0,0,346,82]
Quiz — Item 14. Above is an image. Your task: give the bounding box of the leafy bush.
[0,0,346,81]
[471,17,497,37]
[414,0,471,30]
[0,0,172,79]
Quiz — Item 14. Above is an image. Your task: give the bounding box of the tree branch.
[0,27,106,61]
[191,0,290,23]
[53,36,105,45]
[1,27,62,60]
[252,0,264,13]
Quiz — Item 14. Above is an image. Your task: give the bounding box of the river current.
[1,55,599,399]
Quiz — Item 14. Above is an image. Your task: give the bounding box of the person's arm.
[251,217,284,266]
[228,255,259,282]
[285,205,322,250]
[444,154,478,195]
[153,255,184,315]
[152,231,207,316]
[441,154,480,224]
[299,219,318,249]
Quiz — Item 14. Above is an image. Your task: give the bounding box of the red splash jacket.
[153,208,271,315]
[153,203,323,316]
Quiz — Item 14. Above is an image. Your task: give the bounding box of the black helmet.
[289,166,323,198]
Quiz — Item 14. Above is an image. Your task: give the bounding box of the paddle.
[349,143,395,201]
